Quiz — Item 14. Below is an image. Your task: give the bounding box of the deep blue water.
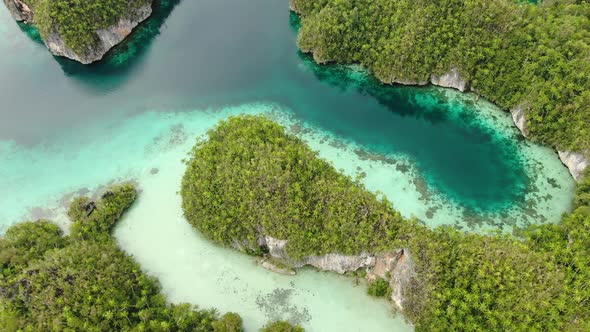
[0,0,549,217]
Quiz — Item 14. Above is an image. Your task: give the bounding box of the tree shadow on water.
[296,50,453,125]
[288,13,452,126]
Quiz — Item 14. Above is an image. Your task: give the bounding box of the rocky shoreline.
[239,236,415,312]
[3,0,152,64]
[384,68,588,180]
[510,106,589,181]
[289,3,588,181]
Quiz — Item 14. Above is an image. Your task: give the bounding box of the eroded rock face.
[44,4,152,64]
[261,236,289,259]
[558,151,589,181]
[4,0,33,22]
[509,105,588,180]
[430,68,469,92]
[365,250,415,310]
[510,105,529,137]
[295,252,375,274]
[258,236,415,310]
[260,260,296,275]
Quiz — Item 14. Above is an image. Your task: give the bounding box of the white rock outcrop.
[510,105,529,137]
[558,150,589,181]
[3,0,32,22]
[262,236,374,273]
[295,253,375,274]
[366,249,415,310]
[258,236,415,309]
[430,68,469,92]
[509,104,588,180]
[261,236,289,259]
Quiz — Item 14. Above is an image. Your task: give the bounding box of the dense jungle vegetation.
[292,0,590,156]
[22,0,151,55]
[181,115,590,331]
[260,321,305,332]
[0,183,246,332]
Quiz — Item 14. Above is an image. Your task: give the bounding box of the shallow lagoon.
[0,0,577,330]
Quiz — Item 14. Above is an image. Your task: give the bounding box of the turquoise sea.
[0,0,575,331]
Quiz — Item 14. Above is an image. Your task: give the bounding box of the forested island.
[292,0,589,179]
[0,183,302,331]
[182,115,590,331]
[3,0,152,63]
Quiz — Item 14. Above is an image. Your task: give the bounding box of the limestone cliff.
[294,252,375,274]
[430,67,470,92]
[3,0,152,64]
[44,4,152,64]
[510,105,529,137]
[367,250,416,310]
[379,67,469,92]
[255,236,415,311]
[4,0,32,22]
[558,151,589,181]
[510,104,588,180]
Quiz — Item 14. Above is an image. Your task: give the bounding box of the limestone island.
[3,0,152,64]
[181,115,590,331]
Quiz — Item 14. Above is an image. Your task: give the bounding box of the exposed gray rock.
[288,0,298,12]
[366,249,415,310]
[44,4,152,64]
[262,236,289,259]
[430,68,469,92]
[510,105,529,137]
[509,105,588,181]
[263,236,375,273]
[387,250,415,310]
[260,260,296,275]
[558,150,589,181]
[242,235,417,315]
[295,252,375,274]
[3,0,32,22]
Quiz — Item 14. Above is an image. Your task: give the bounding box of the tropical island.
[0,182,303,331]
[3,0,152,63]
[181,115,590,331]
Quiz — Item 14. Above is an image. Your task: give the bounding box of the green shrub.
[69,182,137,241]
[213,312,244,332]
[260,320,305,332]
[0,220,66,280]
[367,278,391,298]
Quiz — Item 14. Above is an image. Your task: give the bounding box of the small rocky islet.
[3,0,152,63]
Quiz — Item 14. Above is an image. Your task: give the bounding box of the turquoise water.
[0,0,576,330]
